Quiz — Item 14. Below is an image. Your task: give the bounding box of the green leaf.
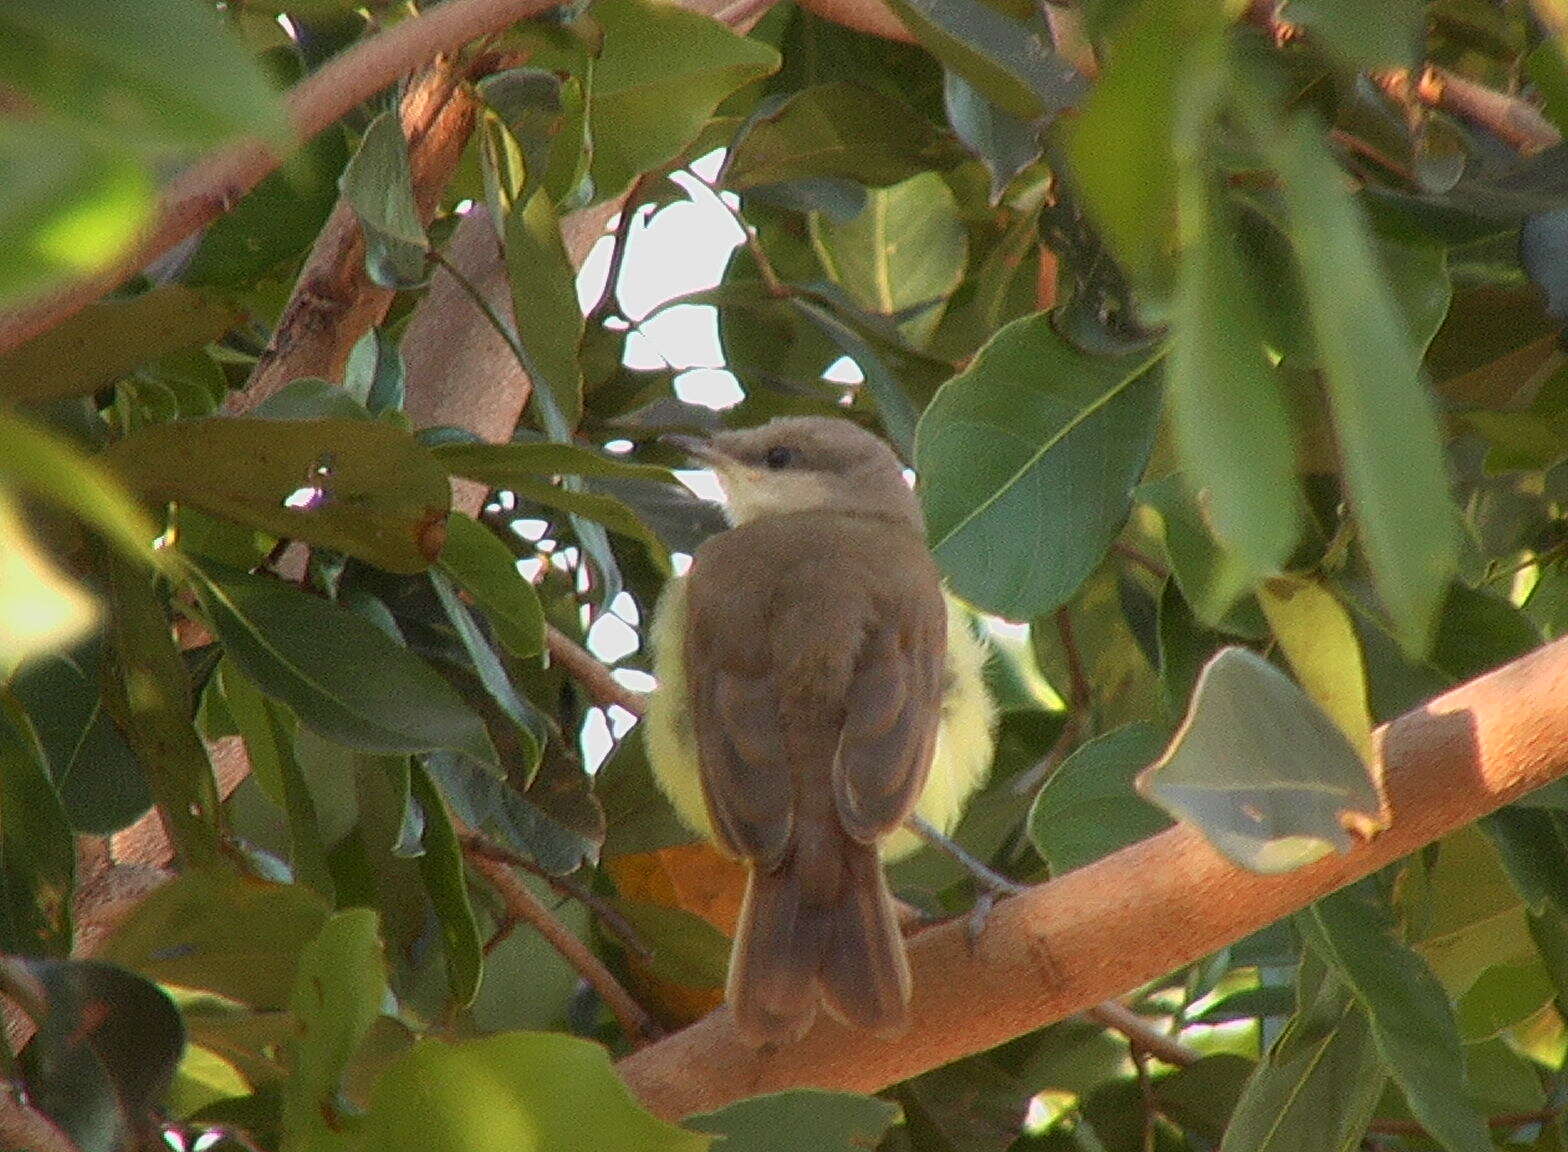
[341,111,428,288]
[343,328,407,416]
[1167,188,1300,578]
[409,762,484,1007]
[944,71,1041,203]
[1219,974,1384,1152]
[1258,575,1375,763]
[1136,475,1254,628]
[810,171,967,348]
[1414,826,1535,995]
[726,82,961,190]
[15,958,186,1152]
[101,551,222,868]
[1028,723,1172,875]
[916,315,1163,618]
[104,418,451,574]
[98,870,331,1010]
[441,460,671,575]
[1455,959,1553,1041]
[437,514,545,660]
[898,1056,1031,1152]
[0,122,154,306]
[1066,0,1226,287]
[355,1032,710,1152]
[9,642,147,833]
[1300,882,1493,1152]
[432,441,675,486]
[0,695,73,956]
[605,897,732,988]
[504,191,585,430]
[879,0,1086,121]
[0,489,102,677]
[0,0,286,153]
[1137,646,1380,873]
[283,910,388,1152]
[1283,0,1424,72]
[191,563,498,767]
[573,0,779,201]
[219,663,335,899]
[787,295,923,456]
[688,1090,901,1152]
[1259,111,1458,655]
[0,406,160,566]
[0,286,238,403]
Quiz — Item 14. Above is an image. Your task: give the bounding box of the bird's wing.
[831,593,946,844]
[690,661,794,868]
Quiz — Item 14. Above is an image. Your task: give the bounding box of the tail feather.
[728,836,910,1047]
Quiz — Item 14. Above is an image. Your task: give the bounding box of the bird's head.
[667,417,920,529]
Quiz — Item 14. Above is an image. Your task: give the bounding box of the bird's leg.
[905,813,1025,945]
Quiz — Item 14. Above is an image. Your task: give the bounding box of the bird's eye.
[763,445,796,470]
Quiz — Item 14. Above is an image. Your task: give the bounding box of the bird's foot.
[904,814,1025,951]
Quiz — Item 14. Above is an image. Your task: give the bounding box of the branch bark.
[230,55,482,414]
[0,0,557,358]
[617,635,1568,1119]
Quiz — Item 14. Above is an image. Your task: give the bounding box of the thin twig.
[586,177,649,325]
[1130,1040,1158,1152]
[546,625,650,716]
[467,850,663,1043]
[461,830,652,958]
[1083,1001,1200,1069]
[1054,607,1091,722]
[1113,541,1170,582]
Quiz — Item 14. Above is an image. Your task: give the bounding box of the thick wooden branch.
[617,635,1568,1119]
[0,0,557,357]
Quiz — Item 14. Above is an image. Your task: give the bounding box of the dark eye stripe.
[763,445,796,469]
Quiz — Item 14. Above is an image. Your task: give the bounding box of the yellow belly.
[643,579,996,862]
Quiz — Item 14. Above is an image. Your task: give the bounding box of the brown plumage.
[674,418,947,1045]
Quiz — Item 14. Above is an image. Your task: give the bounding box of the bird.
[643,416,995,1046]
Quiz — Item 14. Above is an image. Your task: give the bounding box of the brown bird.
[647,416,994,1045]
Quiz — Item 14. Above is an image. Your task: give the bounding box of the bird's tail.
[727,830,911,1047]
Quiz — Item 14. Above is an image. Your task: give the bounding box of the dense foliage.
[4,0,1568,1149]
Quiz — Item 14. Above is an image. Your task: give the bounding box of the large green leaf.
[354,1032,710,1152]
[1260,111,1458,655]
[879,0,1086,121]
[283,910,388,1152]
[0,695,74,956]
[569,0,779,201]
[810,171,967,348]
[1258,575,1374,762]
[98,870,332,1010]
[0,122,153,307]
[8,642,148,833]
[104,418,451,574]
[0,286,237,403]
[1167,188,1300,580]
[341,111,428,289]
[1135,475,1255,628]
[1285,0,1424,72]
[726,82,961,190]
[432,441,675,486]
[504,191,585,430]
[1137,647,1380,873]
[191,563,498,767]
[0,406,160,566]
[1300,882,1493,1152]
[0,0,285,153]
[1028,722,1172,875]
[1219,973,1384,1152]
[688,1090,901,1152]
[916,315,1162,618]
[437,513,545,660]
[409,762,483,1007]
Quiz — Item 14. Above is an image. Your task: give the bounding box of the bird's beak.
[662,433,730,467]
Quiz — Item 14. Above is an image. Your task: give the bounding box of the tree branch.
[617,635,1568,1118]
[230,54,483,414]
[467,848,663,1043]
[547,625,650,716]
[0,0,559,358]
